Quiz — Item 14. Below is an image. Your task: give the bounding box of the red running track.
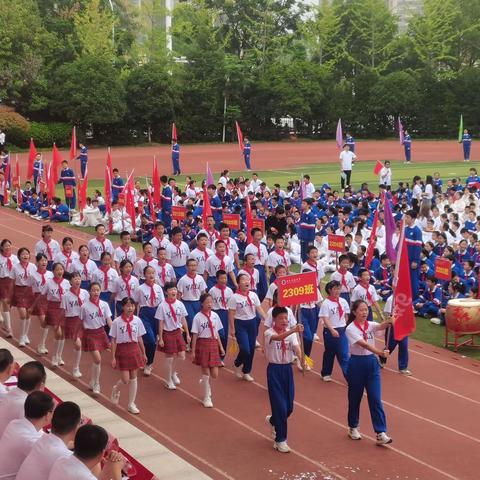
[14,140,472,180]
[2,208,480,479]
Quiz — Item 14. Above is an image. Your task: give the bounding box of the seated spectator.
[0,348,14,398]
[413,275,442,319]
[51,197,70,222]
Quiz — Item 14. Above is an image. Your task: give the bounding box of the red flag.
[172,123,177,143]
[392,222,416,340]
[235,121,244,152]
[79,168,88,220]
[246,195,253,243]
[3,163,10,204]
[365,203,380,269]
[152,156,161,208]
[147,189,156,222]
[69,127,77,161]
[52,143,62,184]
[373,160,383,175]
[202,186,212,226]
[27,138,37,180]
[104,164,113,233]
[125,173,136,231]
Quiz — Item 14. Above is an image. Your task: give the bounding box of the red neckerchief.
[100,265,110,290]
[382,268,388,281]
[165,298,178,324]
[244,267,256,289]
[223,238,230,256]
[120,244,130,259]
[236,289,253,308]
[272,325,287,360]
[275,249,288,267]
[62,250,72,269]
[360,282,373,304]
[96,236,106,252]
[121,313,134,340]
[53,277,64,299]
[198,247,209,261]
[187,272,197,291]
[4,254,13,271]
[44,239,53,261]
[327,296,344,319]
[154,233,164,244]
[144,255,154,267]
[203,310,215,339]
[307,259,317,274]
[216,283,227,308]
[207,229,218,246]
[90,297,103,317]
[20,261,29,280]
[216,253,225,271]
[80,258,90,280]
[338,268,348,289]
[253,241,262,261]
[172,241,182,256]
[37,268,47,285]
[354,320,369,341]
[159,263,166,284]
[145,280,156,306]
[122,275,132,297]
[70,287,83,306]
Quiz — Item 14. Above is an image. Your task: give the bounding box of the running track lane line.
[221,367,460,480]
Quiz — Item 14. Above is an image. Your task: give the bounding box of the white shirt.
[227,291,260,320]
[113,245,137,265]
[264,328,299,364]
[351,283,379,307]
[110,315,146,343]
[384,295,393,315]
[87,237,114,261]
[69,259,97,282]
[301,260,325,285]
[112,275,140,301]
[155,262,176,287]
[303,181,315,198]
[90,266,118,292]
[318,297,350,328]
[9,262,36,286]
[35,239,61,262]
[155,300,187,331]
[200,229,220,250]
[346,321,381,356]
[53,251,79,271]
[221,237,239,263]
[265,282,278,301]
[413,184,423,201]
[209,284,233,311]
[0,254,18,278]
[166,241,190,267]
[330,270,356,293]
[339,150,357,170]
[237,268,259,291]
[136,282,164,308]
[264,306,296,329]
[28,270,54,293]
[16,433,71,480]
[150,236,170,257]
[0,418,43,480]
[191,311,223,339]
[205,254,234,276]
[61,288,89,317]
[80,299,111,329]
[40,278,71,302]
[0,387,28,436]
[48,455,96,480]
[267,250,291,269]
[188,248,213,275]
[177,274,207,301]
[245,243,268,265]
[134,257,159,280]
[379,167,392,186]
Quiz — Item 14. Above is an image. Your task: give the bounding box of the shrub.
[0,107,30,147]
[28,122,72,148]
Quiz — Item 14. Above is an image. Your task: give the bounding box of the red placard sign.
[64,185,74,199]
[172,205,186,221]
[435,257,452,281]
[276,271,318,307]
[223,213,241,230]
[328,234,346,253]
[251,218,265,234]
[117,193,125,207]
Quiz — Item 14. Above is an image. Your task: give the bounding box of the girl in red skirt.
[80,282,112,395]
[53,236,79,271]
[9,247,36,347]
[110,297,147,414]
[154,282,190,390]
[70,244,97,290]
[40,262,70,366]
[0,239,18,338]
[29,253,53,354]
[62,271,89,378]
[191,293,225,408]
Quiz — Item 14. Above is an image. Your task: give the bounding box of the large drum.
[445,298,480,334]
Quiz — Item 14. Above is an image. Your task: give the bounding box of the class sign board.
[276,271,318,307]
[328,234,346,253]
[172,205,186,221]
[435,257,452,281]
[223,213,241,230]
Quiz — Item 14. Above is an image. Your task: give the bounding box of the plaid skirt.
[82,327,110,352]
[0,277,11,301]
[158,328,186,355]
[11,285,34,308]
[194,338,222,368]
[45,301,65,328]
[64,316,83,340]
[115,342,145,371]
[31,293,48,316]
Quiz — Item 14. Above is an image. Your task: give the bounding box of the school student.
[345,299,392,445]
[155,282,190,390]
[156,247,176,288]
[244,227,269,301]
[205,240,237,290]
[35,225,60,270]
[87,224,114,266]
[191,293,225,408]
[330,254,356,303]
[0,349,14,399]
[91,251,118,315]
[165,226,190,279]
[133,242,158,283]
[0,239,18,337]
[110,297,147,414]
[237,252,259,293]
[113,231,137,270]
[112,260,139,317]
[70,245,97,290]
[350,269,384,321]
[209,270,233,355]
[264,306,304,453]
[188,232,213,276]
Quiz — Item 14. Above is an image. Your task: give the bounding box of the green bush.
[28,122,72,148]
[0,107,30,147]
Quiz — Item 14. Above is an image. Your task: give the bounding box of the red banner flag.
[276,272,318,307]
[104,154,113,233]
[223,213,241,230]
[79,168,88,220]
[235,121,244,152]
[172,205,186,222]
[27,138,37,180]
[202,187,212,226]
[125,173,136,231]
[434,257,452,281]
[147,189,156,222]
[245,195,253,242]
[172,123,178,143]
[373,160,383,175]
[3,163,10,204]
[52,143,62,184]
[365,200,380,268]
[392,222,416,341]
[69,126,77,161]
[152,156,161,208]
[328,234,346,252]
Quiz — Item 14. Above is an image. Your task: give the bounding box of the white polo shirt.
[264,328,299,364]
[339,150,357,170]
[112,275,140,302]
[188,247,213,275]
[53,251,79,271]
[40,278,71,302]
[28,270,54,293]
[113,245,137,265]
[267,250,291,269]
[9,262,37,286]
[150,235,170,256]
[48,454,96,480]
[244,242,268,266]
[165,241,190,267]
[351,283,379,307]
[155,262,176,287]
[264,306,296,329]
[80,299,111,329]
[69,259,97,282]
[227,291,260,320]
[330,270,356,293]
[0,253,18,278]
[205,254,234,276]
[110,315,146,343]
[237,268,259,290]
[87,237,114,261]
[155,300,187,331]
[134,258,159,280]
[61,288,89,317]
[177,274,207,301]
[35,239,61,262]
[318,297,350,328]
[91,267,119,293]
[209,285,233,311]
[301,260,325,285]
[221,237,239,262]
[191,311,223,339]
[136,282,164,308]
[346,321,380,356]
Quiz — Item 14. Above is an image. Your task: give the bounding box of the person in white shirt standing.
[379,161,392,190]
[264,306,304,453]
[339,144,357,191]
[16,401,82,480]
[0,391,55,480]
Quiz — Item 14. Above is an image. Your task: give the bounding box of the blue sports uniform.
[298,209,316,262]
[172,142,181,175]
[462,133,472,161]
[405,224,422,298]
[77,145,88,178]
[345,134,355,153]
[403,134,412,162]
[58,167,76,209]
[243,141,251,170]
[112,176,124,202]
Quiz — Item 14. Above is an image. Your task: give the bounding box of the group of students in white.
[0,220,397,458]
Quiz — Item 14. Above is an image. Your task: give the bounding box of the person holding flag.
[58,160,76,210]
[345,132,355,153]
[403,130,412,164]
[33,153,43,190]
[243,137,252,171]
[339,144,356,191]
[404,210,422,298]
[77,142,88,179]
[378,161,392,190]
[461,129,472,162]
[172,140,181,176]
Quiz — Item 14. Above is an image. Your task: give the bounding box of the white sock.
[92,363,101,385]
[0,310,5,323]
[73,349,82,370]
[20,319,27,338]
[39,327,49,348]
[57,339,65,359]
[25,317,31,336]
[3,312,11,332]
[128,378,138,405]
[202,374,211,398]
[165,357,174,382]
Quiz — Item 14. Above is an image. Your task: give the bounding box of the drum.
[445,298,480,334]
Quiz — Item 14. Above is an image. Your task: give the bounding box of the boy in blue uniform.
[33,153,43,189]
[462,129,472,162]
[243,137,252,171]
[413,275,442,318]
[58,160,76,209]
[172,141,181,175]
[345,133,355,153]
[207,184,223,226]
[298,198,316,262]
[466,168,480,189]
[160,175,172,228]
[404,210,422,298]
[77,143,88,179]
[111,168,124,202]
[51,197,70,222]
[403,130,412,164]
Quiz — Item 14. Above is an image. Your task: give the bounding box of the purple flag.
[383,195,397,262]
[398,116,404,144]
[336,118,343,148]
[206,162,214,186]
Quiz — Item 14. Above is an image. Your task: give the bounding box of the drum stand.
[444,328,480,352]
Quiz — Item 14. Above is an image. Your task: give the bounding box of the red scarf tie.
[253,242,262,262]
[122,275,132,298]
[207,230,218,247]
[223,238,230,256]
[122,313,134,340]
[203,311,215,339]
[354,320,369,341]
[216,284,227,308]
[187,272,197,292]
[144,255,153,267]
[80,258,89,281]
[199,247,209,262]
[70,287,83,306]
[4,254,13,271]
[382,268,388,281]
[62,251,72,269]
[120,245,130,260]
[216,254,225,271]
[361,283,373,304]
[275,249,288,267]
[100,265,110,291]
[45,240,53,261]
[237,289,253,313]
[91,298,103,317]
[53,277,64,300]
[159,264,166,284]
[338,268,348,289]
[244,267,256,289]
[273,326,287,360]
[166,298,178,324]
[21,262,29,280]
[307,260,317,275]
[97,237,106,252]
[173,242,182,257]
[146,281,156,307]
[328,296,344,320]
[37,268,47,286]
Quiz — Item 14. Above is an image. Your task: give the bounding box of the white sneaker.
[297,360,304,372]
[273,441,290,453]
[18,336,26,348]
[203,396,213,408]
[399,369,412,376]
[304,364,311,371]
[88,381,94,391]
[111,384,121,405]
[128,403,140,414]
[348,428,362,440]
[143,364,153,376]
[72,369,82,379]
[430,317,441,325]
[4,330,12,339]
[24,336,30,345]
[322,375,332,382]
[234,365,243,379]
[172,372,181,385]
[51,356,59,367]
[165,380,176,390]
[376,432,392,445]
[57,358,65,366]
[266,415,276,439]
[92,383,101,395]
[243,373,254,382]
[313,333,320,341]
[255,340,261,348]
[37,345,48,355]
